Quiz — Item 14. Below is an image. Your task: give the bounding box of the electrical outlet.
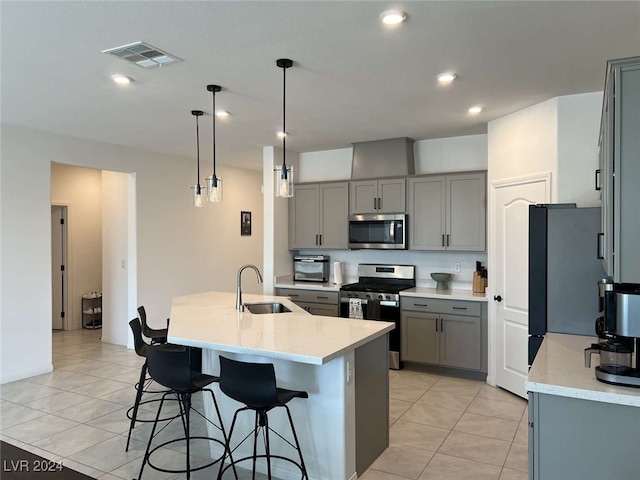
[346,360,353,383]
[453,262,461,273]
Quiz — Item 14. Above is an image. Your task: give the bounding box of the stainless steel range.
[339,264,416,369]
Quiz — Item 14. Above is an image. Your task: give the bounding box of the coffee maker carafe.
[584,279,640,387]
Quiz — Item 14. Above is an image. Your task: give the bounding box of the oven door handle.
[340,297,399,308]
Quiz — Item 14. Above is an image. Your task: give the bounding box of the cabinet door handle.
[319,234,322,245]
[597,233,604,260]
[289,294,299,297]
[442,234,445,247]
[446,234,450,247]
[317,296,328,299]
[414,303,428,307]
[374,198,377,210]
[315,234,319,245]
[435,320,438,332]
[452,306,467,310]
[440,318,444,332]
[378,197,382,210]
[595,169,601,191]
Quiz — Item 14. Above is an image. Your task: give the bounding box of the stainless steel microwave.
[348,213,407,250]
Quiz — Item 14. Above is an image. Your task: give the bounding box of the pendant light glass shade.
[191,110,204,207]
[275,164,293,198]
[192,184,203,207]
[206,84,223,203]
[207,175,222,202]
[274,58,294,198]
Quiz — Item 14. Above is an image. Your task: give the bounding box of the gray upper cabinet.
[289,182,349,250]
[599,57,640,283]
[349,178,406,214]
[409,172,486,251]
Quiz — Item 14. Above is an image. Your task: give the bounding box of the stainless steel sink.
[244,302,292,314]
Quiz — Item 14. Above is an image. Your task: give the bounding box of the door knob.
[494,295,503,302]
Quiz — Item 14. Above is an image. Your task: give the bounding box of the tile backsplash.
[297,249,488,290]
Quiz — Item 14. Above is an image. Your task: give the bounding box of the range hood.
[351,137,415,179]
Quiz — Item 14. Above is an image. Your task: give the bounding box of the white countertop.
[526,333,640,407]
[400,287,487,302]
[168,291,393,365]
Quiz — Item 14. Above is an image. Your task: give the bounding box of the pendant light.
[191,109,204,207]
[275,58,294,198]
[206,84,223,203]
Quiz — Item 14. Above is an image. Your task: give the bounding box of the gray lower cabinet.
[289,182,348,250]
[408,172,486,251]
[401,297,485,372]
[276,288,339,317]
[529,391,640,480]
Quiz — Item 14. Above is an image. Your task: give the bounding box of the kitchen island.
[168,291,394,480]
[526,333,640,480]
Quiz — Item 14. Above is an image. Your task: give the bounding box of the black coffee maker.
[584,278,640,387]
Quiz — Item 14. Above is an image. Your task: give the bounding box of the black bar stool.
[126,318,178,451]
[137,305,168,344]
[217,356,309,480]
[138,343,234,480]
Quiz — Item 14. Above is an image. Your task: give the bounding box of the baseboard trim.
[1,364,52,385]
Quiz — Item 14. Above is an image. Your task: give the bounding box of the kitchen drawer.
[401,297,481,317]
[277,288,339,305]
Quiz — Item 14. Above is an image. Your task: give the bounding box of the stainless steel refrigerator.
[528,204,606,365]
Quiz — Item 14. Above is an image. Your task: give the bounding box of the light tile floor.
[0,329,528,480]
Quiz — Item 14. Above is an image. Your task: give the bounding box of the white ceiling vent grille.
[102,41,182,69]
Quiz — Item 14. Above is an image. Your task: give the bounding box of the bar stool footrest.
[146,436,226,474]
[218,454,305,479]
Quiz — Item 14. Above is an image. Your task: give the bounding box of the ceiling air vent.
[102,41,182,69]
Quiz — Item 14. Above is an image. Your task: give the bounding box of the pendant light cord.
[282,63,286,172]
[212,89,217,182]
[196,114,201,192]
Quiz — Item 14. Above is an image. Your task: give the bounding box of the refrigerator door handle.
[597,233,604,260]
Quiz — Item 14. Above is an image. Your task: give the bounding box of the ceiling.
[2,1,639,171]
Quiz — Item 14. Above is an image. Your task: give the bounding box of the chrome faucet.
[236,264,264,311]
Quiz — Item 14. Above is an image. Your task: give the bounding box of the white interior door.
[492,175,549,398]
[51,206,67,330]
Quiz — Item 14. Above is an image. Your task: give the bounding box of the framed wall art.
[241,211,252,236]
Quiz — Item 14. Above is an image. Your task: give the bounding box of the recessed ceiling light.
[111,74,133,85]
[380,10,407,25]
[215,110,230,118]
[468,105,484,114]
[437,72,457,84]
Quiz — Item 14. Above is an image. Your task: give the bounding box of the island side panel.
[530,391,640,480]
[355,333,389,475]
[201,349,356,480]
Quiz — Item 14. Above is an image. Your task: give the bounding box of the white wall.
[557,92,603,207]
[414,135,488,173]
[487,98,559,193]
[102,170,130,346]
[298,148,352,182]
[0,124,264,383]
[51,163,103,330]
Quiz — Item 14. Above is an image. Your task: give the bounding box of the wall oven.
[348,213,407,250]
